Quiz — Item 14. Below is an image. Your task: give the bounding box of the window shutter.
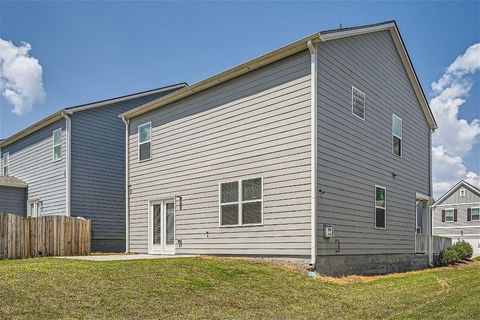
[442,210,445,222]
[467,208,472,221]
[454,209,458,222]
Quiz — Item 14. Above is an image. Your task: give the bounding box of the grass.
[0,257,479,319]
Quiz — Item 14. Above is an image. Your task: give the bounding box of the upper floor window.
[138,122,151,162]
[53,129,62,162]
[220,177,263,226]
[392,114,402,157]
[469,208,480,221]
[445,209,455,223]
[375,185,386,229]
[1,152,9,176]
[352,86,365,120]
[459,188,466,197]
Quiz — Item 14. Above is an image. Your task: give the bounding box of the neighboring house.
[0,83,187,252]
[432,180,480,257]
[0,176,27,216]
[120,21,438,276]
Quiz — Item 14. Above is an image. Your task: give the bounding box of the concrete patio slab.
[57,254,198,261]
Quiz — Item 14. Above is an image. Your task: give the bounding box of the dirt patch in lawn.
[314,259,479,285]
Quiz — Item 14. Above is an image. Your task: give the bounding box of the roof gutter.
[120,33,320,120]
[0,111,64,148]
[121,116,130,253]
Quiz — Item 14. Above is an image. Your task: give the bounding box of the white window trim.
[445,208,455,223]
[218,177,264,227]
[459,188,466,197]
[392,114,403,158]
[471,207,480,222]
[351,86,366,121]
[52,129,62,162]
[138,122,152,162]
[374,185,386,229]
[1,152,9,176]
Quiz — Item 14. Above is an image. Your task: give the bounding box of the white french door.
[149,199,175,254]
[27,200,41,218]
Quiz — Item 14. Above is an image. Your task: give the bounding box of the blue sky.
[0,1,479,196]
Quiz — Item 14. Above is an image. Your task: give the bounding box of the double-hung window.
[1,152,9,176]
[392,114,402,157]
[220,177,263,226]
[138,122,151,161]
[445,209,454,223]
[53,129,62,161]
[471,208,480,221]
[375,185,386,229]
[352,86,365,120]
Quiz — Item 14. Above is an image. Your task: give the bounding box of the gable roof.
[0,176,28,188]
[433,180,480,206]
[120,20,437,131]
[0,83,187,149]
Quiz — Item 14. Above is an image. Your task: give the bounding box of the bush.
[439,247,460,266]
[453,241,473,260]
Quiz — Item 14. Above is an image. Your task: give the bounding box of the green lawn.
[0,257,478,319]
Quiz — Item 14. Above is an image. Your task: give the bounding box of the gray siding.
[433,204,480,236]
[70,91,179,252]
[0,186,27,216]
[316,31,431,255]
[437,185,480,205]
[1,120,66,215]
[128,51,312,256]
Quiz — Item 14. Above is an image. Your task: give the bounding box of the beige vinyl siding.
[128,51,312,256]
[316,30,430,255]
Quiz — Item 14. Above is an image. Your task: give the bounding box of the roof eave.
[0,83,188,149]
[433,180,480,206]
[0,111,65,148]
[120,21,437,131]
[120,33,321,120]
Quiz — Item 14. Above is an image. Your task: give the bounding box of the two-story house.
[0,83,186,252]
[120,21,438,276]
[432,180,480,257]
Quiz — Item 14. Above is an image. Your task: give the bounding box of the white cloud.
[432,146,479,196]
[431,43,480,198]
[0,39,45,115]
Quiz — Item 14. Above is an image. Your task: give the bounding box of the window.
[352,86,365,120]
[459,188,466,197]
[138,122,151,161]
[471,208,480,221]
[220,177,263,226]
[53,129,62,161]
[375,185,386,229]
[392,114,402,157]
[445,209,454,223]
[1,152,9,176]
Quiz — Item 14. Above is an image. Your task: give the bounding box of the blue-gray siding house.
[0,176,28,216]
[0,83,186,252]
[121,21,439,276]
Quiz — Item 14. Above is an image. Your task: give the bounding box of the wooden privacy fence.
[0,213,91,260]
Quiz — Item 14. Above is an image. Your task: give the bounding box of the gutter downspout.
[62,111,72,216]
[122,116,130,253]
[428,129,434,267]
[307,40,318,268]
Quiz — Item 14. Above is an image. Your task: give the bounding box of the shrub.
[439,247,460,266]
[453,241,473,260]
